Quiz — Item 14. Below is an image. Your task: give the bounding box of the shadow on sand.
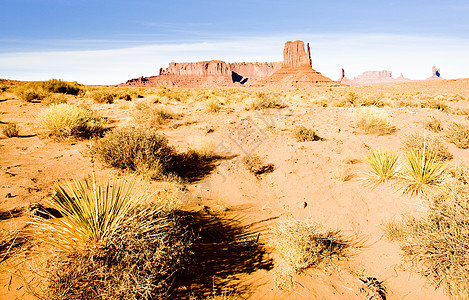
[171,210,275,298]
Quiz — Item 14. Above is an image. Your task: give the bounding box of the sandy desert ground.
[1,79,469,299]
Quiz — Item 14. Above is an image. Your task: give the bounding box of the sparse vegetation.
[400,150,446,196]
[34,178,193,299]
[90,89,114,104]
[187,136,218,160]
[355,107,396,135]
[40,79,82,95]
[293,125,322,142]
[41,93,67,106]
[403,132,453,161]
[206,98,221,112]
[13,79,82,102]
[133,103,180,127]
[363,148,399,187]
[384,179,469,298]
[94,127,176,177]
[273,220,350,277]
[2,122,19,137]
[242,154,274,175]
[424,116,443,132]
[248,92,286,110]
[445,122,469,149]
[37,103,105,138]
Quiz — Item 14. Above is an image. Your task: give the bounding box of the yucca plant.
[363,148,399,187]
[34,178,145,252]
[400,150,446,196]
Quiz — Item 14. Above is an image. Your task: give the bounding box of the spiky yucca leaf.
[34,178,145,252]
[401,150,446,196]
[363,148,399,187]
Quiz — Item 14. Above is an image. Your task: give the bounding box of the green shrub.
[2,122,19,138]
[445,122,469,149]
[403,133,453,161]
[293,125,321,142]
[37,103,105,138]
[94,127,176,177]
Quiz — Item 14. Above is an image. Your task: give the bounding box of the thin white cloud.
[0,33,468,85]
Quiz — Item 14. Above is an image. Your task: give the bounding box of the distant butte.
[121,40,339,88]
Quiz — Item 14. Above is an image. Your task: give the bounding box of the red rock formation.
[122,40,337,88]
[282,40,311,68]
[123,60,280,87]
[255,40,338,88]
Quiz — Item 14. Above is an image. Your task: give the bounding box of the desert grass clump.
[90,89,115,104]
[35,178,193,299]
[403,133,453,161]
[241,154,274,175]
[206,98,221,112]
[248,92,286,110]
[420,99,448,111]
[384,182,469,298]
[273,220,350,276]
[445,122,469,149]
[400,150,446,196]
[355,107,396,135]
[424,116,443,132]
[293,125,321,142]
[37,103,105,138]
[2,122,19,138]
[133,104,180,127]
[94,127,176,177]
[14,83,49,102]
[187,136,218,160]
[363,148,399,186]
[41,93,67,106]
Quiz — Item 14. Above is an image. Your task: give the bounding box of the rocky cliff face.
[160,61,231,76]
[124,60,280,87]
[122,40,337,88]
[255,40,338,88]
[282,40,312,68]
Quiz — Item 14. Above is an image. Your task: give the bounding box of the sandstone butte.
[122,40,340,88]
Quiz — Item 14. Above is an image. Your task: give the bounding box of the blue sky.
[1,0,468,84]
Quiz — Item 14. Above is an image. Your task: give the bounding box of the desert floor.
[2,79,469,299]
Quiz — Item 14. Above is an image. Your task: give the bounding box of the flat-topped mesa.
[160,60,230,76]
[283,40,312,68]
